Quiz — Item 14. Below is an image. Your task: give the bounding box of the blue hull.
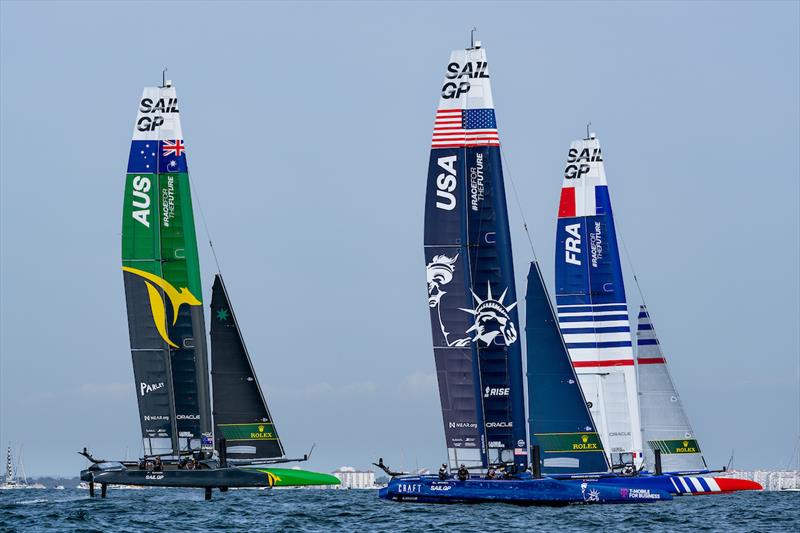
[578,473,761,495]
[379,475,670,505]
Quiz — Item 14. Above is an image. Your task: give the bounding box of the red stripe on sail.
[572,359,634,368]
[637,357,666,365]
[558,188,576,218]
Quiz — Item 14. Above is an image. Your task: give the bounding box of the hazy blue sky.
[1,1,798,476]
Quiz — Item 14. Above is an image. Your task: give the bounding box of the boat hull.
[595,474,762,495]
[80,463,273,488]
[379,475,670,505]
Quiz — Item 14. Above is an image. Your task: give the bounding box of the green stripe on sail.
[218,423,278,441]
[121,172,202,299]
[647,439,701,455]
[534,432,603,453]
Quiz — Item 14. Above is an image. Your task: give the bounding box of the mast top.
[161,68,172,88]
[469,27,481,50]
[585,122,596,140]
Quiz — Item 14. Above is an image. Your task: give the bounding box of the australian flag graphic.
[127,140,188,174]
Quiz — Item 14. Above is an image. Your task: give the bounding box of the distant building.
[332,467,376,489]
[720,470,800,491]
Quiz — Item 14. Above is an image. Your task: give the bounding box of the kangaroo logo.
[460,282,518,346]
[122,266,201,348]
[265,471,282,487]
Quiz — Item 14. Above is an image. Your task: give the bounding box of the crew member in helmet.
[438,463,448,480]
[457,464,469,481]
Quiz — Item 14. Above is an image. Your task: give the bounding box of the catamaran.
[79,79,338,499]
[553,132,760,494]
[378,41,670,505]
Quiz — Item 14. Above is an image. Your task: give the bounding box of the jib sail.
[526,262,610,475]
[210,275,285,461]
[424,43,527,472]
[122,83,211,455]
[636,305,707,472]
[553,133,643,467]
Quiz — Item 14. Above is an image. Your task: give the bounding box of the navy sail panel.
[424,45,527,472]
[525,262,609,475]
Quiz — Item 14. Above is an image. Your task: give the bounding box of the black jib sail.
[210,274,285,461]
[525,262,610,475]
[424,44,527,472]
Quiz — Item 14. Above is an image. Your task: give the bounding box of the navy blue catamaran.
[378,41,758,505]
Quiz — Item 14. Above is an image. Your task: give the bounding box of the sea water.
[1,488,797,532]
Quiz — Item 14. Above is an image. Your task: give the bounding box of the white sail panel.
[637,305,707,472]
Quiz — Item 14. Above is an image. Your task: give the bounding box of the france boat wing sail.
[553,133,643,467]
[636,305,707,472]
[526,262,610,475]
[210,274,285,461]
[122,83,211,456]
[424,44,527,472]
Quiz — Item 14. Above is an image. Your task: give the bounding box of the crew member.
[486,467,497,480]
[438,463,448,480]
[457,464,469,481]
[153,456,163,472]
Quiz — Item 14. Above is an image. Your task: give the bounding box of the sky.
[1,1,798,477]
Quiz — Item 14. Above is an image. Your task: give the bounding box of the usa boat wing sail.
[122,84,212,456]
[425,45,527,472]
[636,305,707,472]
[210,275,285,461]
[553,133,643,467]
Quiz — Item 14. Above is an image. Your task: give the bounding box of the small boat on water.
[1,445,46,490]
[79,78,338,499]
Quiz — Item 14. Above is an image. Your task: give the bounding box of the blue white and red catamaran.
[379,41,759,505]
[553,133,761,494]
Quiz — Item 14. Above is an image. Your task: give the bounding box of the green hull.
[251,467,340,487]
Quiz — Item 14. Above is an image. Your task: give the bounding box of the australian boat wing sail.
[210,274,285,461]
[424,42,527,473]
[636,305,707,473]
[122,82,211,456]
[553,133,643,468]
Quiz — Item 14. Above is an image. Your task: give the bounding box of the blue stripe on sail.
[638,312,650,319]
[556,304,628,313]
[565,341,633,349]
[558,314,629,323]
[595,185,610,216]
[638,323,653,330]
[558,326,631,334]
[637,339,660,346]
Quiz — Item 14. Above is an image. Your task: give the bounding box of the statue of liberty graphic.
[426,255,518,348]
[426,254,470,347]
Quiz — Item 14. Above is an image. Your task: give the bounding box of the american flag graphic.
[431,108,500,148]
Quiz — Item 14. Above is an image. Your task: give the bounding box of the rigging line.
[187,172,223,277]
[499,147,537,262]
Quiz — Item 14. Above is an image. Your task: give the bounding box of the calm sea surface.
[1,487,798,532]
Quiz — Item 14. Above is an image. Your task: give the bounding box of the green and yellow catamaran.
[80,79,338,499]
